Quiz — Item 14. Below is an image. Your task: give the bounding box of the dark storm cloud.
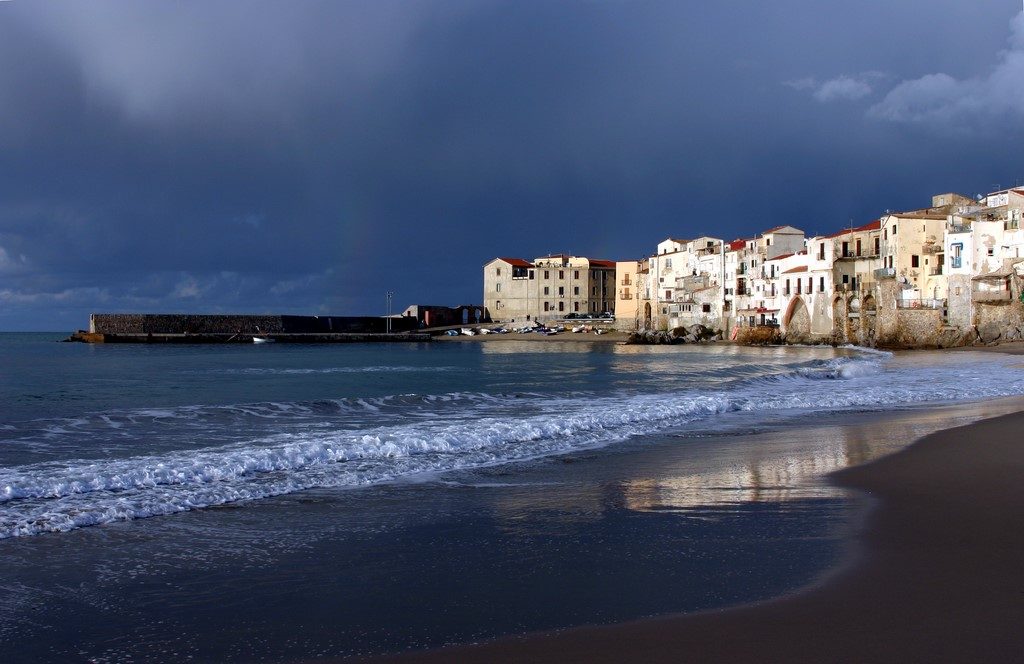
[1,0,1022,329]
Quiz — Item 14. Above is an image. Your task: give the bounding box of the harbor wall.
[89,314,418,335]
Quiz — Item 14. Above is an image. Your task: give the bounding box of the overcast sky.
[2,1,1023,330]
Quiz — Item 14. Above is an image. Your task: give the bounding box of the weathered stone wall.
[946,274,972,331]
[89,314,417,335]
[974,273,1024,343]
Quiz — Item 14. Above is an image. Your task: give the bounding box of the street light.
[386,291,394,334]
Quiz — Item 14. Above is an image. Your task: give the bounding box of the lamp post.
[386,291,393,334]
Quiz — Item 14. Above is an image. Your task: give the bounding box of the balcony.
[619,293,633,300]
[972,290,1012,302]
[897,298,945,310]
[874,267,896,278]
[922,243,943,254]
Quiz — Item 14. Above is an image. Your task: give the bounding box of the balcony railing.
[897,298,945,310]
[620,279,632,286]
[929,267,943,276]
[972,290,1012,302]
[922,244,943,254]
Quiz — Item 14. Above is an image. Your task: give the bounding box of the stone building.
[483,254,616,323]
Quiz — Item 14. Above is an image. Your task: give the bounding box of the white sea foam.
[1,351,1022,538]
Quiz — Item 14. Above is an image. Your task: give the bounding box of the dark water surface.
[2,334,1023,661]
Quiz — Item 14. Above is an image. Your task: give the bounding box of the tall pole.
[386,291,393,334]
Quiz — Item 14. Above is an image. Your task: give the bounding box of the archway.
[783,297,811,336]
[643,302,652,328]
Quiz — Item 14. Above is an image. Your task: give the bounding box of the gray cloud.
[1,1,1022,330]
[869,11,1024,129]
[785,72,886,103]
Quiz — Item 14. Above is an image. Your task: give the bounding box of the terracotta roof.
[497,257,533,268]
[782,265,808,274]
[768,252,795,261]
[590,259,616,268]
[727,239,748,251]
[825,219,882,238]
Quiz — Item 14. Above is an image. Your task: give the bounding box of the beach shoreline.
[365,359,1024,662]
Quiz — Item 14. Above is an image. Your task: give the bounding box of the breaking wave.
[2,349,1022,538]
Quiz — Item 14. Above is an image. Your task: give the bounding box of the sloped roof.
[590,259,616,268]
[782,265,809,274]
[761,225,803,235]
[825,219,882,238]
[496,257,533,268]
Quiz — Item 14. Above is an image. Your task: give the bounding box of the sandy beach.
[369,364,1024,662]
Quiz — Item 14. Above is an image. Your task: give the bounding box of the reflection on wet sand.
[621,398,1024,513]
[486,398,1024,531]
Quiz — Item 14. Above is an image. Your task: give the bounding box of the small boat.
[252,336,275,344]
[460,327,476,336]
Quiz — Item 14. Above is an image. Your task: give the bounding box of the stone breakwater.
[88,313,418,336]
[69,313,429,344]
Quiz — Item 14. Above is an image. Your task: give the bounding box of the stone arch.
[783,297,811,336]
[644,302,652,328]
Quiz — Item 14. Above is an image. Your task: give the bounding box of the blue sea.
[2,333,1023,661]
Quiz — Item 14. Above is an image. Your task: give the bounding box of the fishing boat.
[252,336,275,344]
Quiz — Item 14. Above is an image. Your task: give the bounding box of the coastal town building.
[484,184,1024,347]
[483,254,616,323]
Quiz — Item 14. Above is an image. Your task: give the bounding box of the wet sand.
[372,400,1024,663]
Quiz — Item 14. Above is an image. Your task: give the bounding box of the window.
[574,302,580,312]
[797,279,802,294]
[496,267,501,276]
[573,286,579,295]
[558,301,564,312]
[496,300,501,309]
[911,255,920,268]
[665,258,672,268]
[951,243,963,269]
[818,243,825,260]
[544,270,550,279]
[664,290,672,300]
[544,286,550,295]
[843,274,849,284]
[544,302,550,312]
[702,303,711,313]
[987,247,995,257]
[573,270,579,279]
[559,270,564,279]
[892,224,897,236]
[874,238,880,255]
[529,270,535,280]
[766,238,771,246]
[592,287,597,295]
[819,276,825,291]
[842,241,849,257]
[856,239,862,256]
[558,286,564,296]
[807,277,812,293]
[496,283,501,292]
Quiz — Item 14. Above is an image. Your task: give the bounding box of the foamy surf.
[1,349,1022,538]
